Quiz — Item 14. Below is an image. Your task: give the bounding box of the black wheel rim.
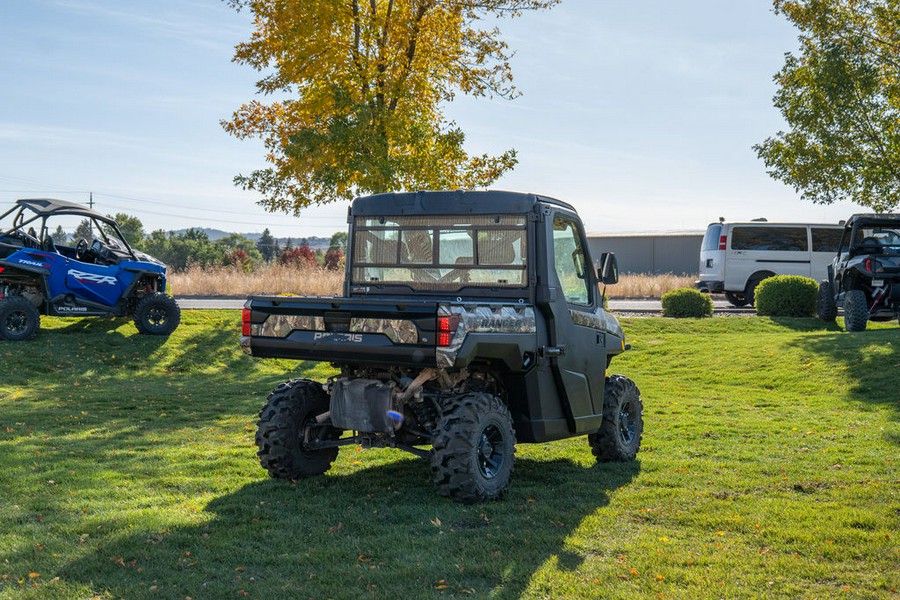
[477,424,506,479]
[5,310,28,335]
[147,306,168,327]
[618,400,636,445]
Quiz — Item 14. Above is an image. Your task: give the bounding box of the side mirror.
[598,252,619,285]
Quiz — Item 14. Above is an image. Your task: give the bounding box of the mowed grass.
[0,312,897,599]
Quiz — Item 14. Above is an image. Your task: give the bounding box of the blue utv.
[0,198,180,341]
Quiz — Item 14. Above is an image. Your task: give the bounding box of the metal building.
[587,231,704,276]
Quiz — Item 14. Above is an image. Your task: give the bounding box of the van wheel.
[746,274,772,307]
[724,291,749,307]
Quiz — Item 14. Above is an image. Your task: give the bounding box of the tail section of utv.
[0,198,180,341]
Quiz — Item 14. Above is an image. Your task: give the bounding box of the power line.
[2,189,342,219]
[99,201,344,229]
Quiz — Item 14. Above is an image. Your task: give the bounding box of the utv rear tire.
[724,291,749,308]
[133,293,181,335]
[0,297,40,341]
[816,281,837,322]
[256,379,339,479]
[589,375,643,462]
[843,289,869,332]
[431,393,516,504]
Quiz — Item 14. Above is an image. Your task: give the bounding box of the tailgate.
[241,296,439,367]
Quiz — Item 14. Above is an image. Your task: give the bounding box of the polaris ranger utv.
[241,190,643,503]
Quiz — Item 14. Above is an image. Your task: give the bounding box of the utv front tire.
[816,281,837,322]
[431,393,516,504]
[133,293,181,335]
[256,379,339,479]
[843,289,869,332]
[0,297,40,341]
[589,375,643,462]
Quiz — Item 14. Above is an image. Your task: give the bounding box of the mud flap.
[329,378,394,433]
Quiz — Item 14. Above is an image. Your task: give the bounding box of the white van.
[695,220,843,306]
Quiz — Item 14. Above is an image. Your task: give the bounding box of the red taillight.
[241,307,251,336]
[718,235,727,250]
[0,266,5,273]
[436,315,460,347]
[865,258,874,272]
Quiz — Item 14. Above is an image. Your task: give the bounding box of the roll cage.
[836,214,900,258]
[0,198,137,260]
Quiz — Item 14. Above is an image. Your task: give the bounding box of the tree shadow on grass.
[767,316,844,332]
[54,456,640,599]
[788,327,900,432]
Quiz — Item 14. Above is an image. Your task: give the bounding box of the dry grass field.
[169,264,695,298]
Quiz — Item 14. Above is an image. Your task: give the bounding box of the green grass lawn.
[0,312,897,599]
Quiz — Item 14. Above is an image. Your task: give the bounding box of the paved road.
[176,296,750,314]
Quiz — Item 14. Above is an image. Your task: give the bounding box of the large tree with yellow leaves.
[223,0,558,214]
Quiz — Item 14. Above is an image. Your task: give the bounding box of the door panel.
[542,211,605,432]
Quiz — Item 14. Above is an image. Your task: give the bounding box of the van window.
[731,227,808,251]
[701,224,722,251]
[811,228,842,252]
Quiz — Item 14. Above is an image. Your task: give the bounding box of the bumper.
[695,280,724,293]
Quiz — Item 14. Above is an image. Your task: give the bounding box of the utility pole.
[88,192,94,210]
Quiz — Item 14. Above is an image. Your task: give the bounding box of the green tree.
[222,0,557,214]
[256,227,277,261]
[329,231,348,250]
[50,225,68,246]
[140,229,228,272]
[217,232,264,267]
[755,0,900,211]
[104,213,145,247]
[140,230,170,261]
[73,219,94,242]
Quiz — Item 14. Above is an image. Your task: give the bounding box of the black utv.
[817,213,900,331]
[241,190,644,503]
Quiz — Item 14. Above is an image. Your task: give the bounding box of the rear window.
[811,228,842,252]
[351,215,528,290]
[731,227,808,251]
[701,224,723,251]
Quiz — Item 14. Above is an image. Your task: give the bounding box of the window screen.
[351,215,528,290]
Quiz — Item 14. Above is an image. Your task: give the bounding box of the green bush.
[661,288,714,318]
[754,275,818,317]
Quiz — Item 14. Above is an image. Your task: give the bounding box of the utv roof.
[844,213,900,228]
[350,190,577,217]
[16,198,106,220]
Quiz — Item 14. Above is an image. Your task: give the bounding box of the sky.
[0,0,864,238]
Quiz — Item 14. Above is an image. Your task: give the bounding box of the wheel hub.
[477,424,505,480]
[5,311,27,334]
[147,307,167,326]
[619,401,636,444]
